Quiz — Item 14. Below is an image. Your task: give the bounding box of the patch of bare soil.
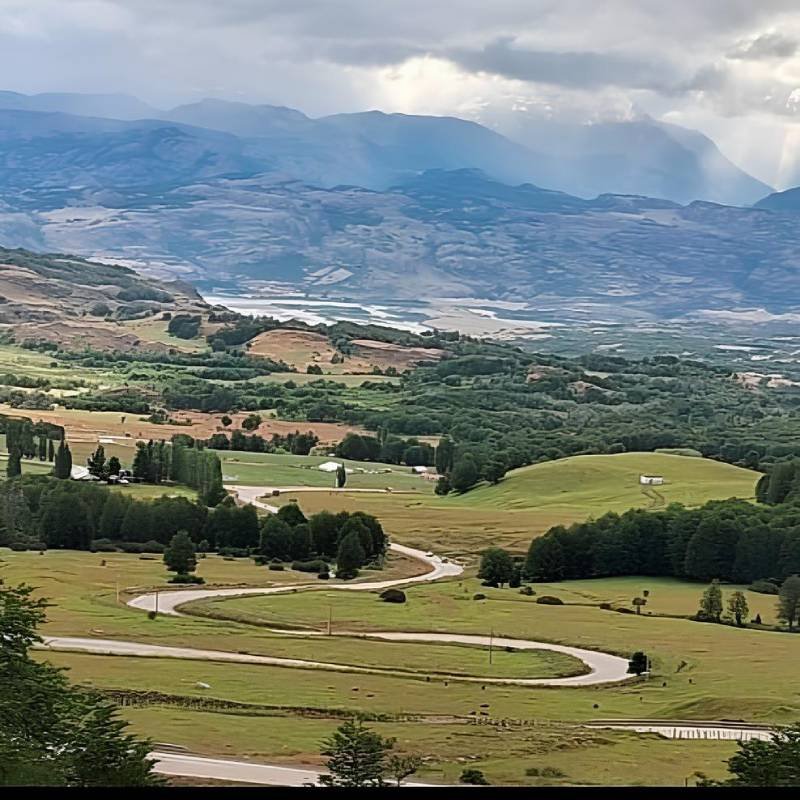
[246,329,335,368]
[14,320,168,354]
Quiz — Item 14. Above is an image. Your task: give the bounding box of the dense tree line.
[524,498,800,584]
[334,432,434,466]
[258,504,387,579]
[203,429,319,456]
[0,476,248,551]
[756,460,800,505]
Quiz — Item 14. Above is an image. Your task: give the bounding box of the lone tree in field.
[107,456,121,476]
[220,415,232,428]
[241,413,262,432]
[697,579,723,622]
[632,596,647,615]
[319,718,395,788]
[387,754,423,787]
[627,651,649,675]
[777,575,800,630]
[477,547,514,587]
[727,591,750,627]
[53,437,72,480]
[336,464,347,489]
[163,530,197,578]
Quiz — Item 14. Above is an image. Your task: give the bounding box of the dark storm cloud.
[443,37,684,92]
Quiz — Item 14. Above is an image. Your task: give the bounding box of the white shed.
[639,475,664,486]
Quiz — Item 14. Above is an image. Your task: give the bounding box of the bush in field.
[292,559,329,573]
[168,573,205,585]
[749,579,780,595]
[379,588,406,603]
[536,595,564,605]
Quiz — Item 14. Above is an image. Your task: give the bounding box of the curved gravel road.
[44,539,631,687]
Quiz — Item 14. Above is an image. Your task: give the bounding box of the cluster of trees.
[259,505,387,579]
[166,313,201,339]
[204,429,319,456]
[319,719,422,788]
[524,499,800,585]
[169,440,225,506]
[433,435,507,495]
[334,432,434,466]
[0,581,160,786]
[757,460,800,505]
[3,417,63,478]
[0,476,236,551]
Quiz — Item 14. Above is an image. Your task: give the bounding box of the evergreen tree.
[6,447,22,478]
[107,456,121,476]
[716,722,800,786]
[336,530,366,579]
[777,575,800,630]
[86,445,107,479]
[38,489,92,549]
[37,436,47,461]
[727,591,749,626]
[53,439,72,480]
[277,503,307,527]
[0,480,32,544]
[98,493,128,541]
[697,579,723,622]
[435,436,455,475]
[0,582,161,786]
[336,464,347,489]
[309,511,340,557]
[319,719,394,788]
[119,502,152,544]
[163,531,197,576]
[524,534,565,581]
[47,438,55,462]
[484,457,507,484]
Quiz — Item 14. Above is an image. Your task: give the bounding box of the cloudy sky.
[2,0,800,186]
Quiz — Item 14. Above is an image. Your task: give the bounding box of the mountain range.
[0,90,797,319]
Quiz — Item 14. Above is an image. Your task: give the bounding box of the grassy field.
[270,453,759,555]
[454,453,758,512]
[219,450,432,491]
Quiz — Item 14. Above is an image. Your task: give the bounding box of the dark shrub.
[8,541,29,551]
[749,579,780,595]
[536,595,564,605]
[379,588,406,603]
[615,606,635,614]
[90,538,118,553]
[168,573,205,584]
[317,572,330,580]
[460,769,489,785]
[599,602,612,610]
[292,559,329,573]
[473,593,487,601]
[268,563,285,571]
[518,586,535,596]
[141,540,165,554]
[218,547,250,558]
[147,610,157,620]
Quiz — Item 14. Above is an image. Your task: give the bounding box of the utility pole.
[154,590,159,617]
[115,578,119,605]
[327,605,332,636]
[488,629,493,666]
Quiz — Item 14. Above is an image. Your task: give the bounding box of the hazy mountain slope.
[0,109,261,207]
[0,91,769,204]
[0,90,158,120]
[754,186,800,212]
[3,168,795,317]
[495,115,772,205]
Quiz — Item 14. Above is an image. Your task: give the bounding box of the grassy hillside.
[454,453,758,514]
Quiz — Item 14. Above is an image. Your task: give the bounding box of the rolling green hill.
[453,452,759,514]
